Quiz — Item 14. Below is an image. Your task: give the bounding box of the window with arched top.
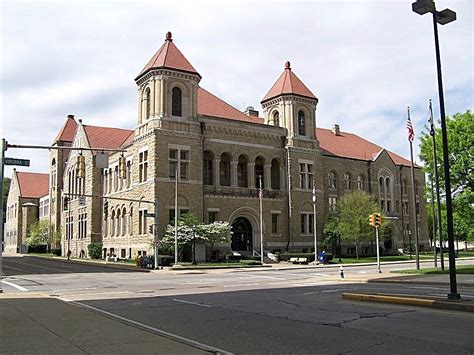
[379,177,385,193]
[121,207,126,236]
[237,155,248,187]
[172,87,182,116]
[328,171,337,189]
[271,159,280,190]
[145,88,151,120]
[255,157,264,188]
[273,111,280,127]
[219,153,231,186]
[298,110,306,136]
[378,170,393,213]
[344,173,351,190]
[203,151,213,186]
[357,175,365,190]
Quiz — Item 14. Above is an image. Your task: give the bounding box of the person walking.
[339,265,344,279]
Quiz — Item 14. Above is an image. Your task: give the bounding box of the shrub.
[225,254,242,262]
[240,259,262,265]
[52,248,62,256]
[157,255,174,266]
[87,242,102,259]
[242,256,260,261]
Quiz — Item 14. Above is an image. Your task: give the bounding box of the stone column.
[280,165,285,191]
[231,161,238,187]
[248,163,255,189]
[160,78,165,117]
[264,164,272,190]
[150,79,155,118]
[213,159,220,188]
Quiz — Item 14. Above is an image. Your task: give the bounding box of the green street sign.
[4,157,30,167]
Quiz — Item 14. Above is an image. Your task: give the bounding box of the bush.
[87,242,102,259]
[52,248,62,256]
[242,256,260,261]
[157,255,174,266]
[240,259,262,265]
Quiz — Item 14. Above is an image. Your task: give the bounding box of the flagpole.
[429,99,444,270]
[259,175,264,264]
[430,175,437,268]
[407,107,420,270]
[174,163,178,265]
[312,180,318,265]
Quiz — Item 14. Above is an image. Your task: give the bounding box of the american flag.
[407,107,415,142]
[257,175,263,199]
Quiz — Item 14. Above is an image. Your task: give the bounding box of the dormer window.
[172,87,182,117]
[298,110,306,136]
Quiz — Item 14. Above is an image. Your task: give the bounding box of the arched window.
[357,175,365,190]
[378,170,393,213]
[379,177,385,193]
[273,111,280,127]
[116,209,121,237]
[271,159,280,190]
[145,88,151,120]
[104,170,108,194]
[328,171,337,189]
[110,209,115,236]
[344,173,351,190]
[114,166,119,192]
[129,206,133,235]
[172,87,182,116]
[298,110,306,136]
[203,151,213,186]
[121,207,126,236]
[237,155,248,187]
[255,157,264,188]
[219,153,231,186]
[385,177,391,194]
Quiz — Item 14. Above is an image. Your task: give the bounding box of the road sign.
[4,157,30,166]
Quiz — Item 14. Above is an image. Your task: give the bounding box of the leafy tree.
[336,190,378,259]
[322,213,340,254]
[27,219,58,252]
[2,177,11,223]
[87,242,102,259]
[202,221,232,261]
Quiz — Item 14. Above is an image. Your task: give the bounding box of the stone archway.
[231,217,253,252]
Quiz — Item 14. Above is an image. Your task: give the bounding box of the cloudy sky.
[1,0,472,177]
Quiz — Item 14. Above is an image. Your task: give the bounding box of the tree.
[202,221,232,261]
[322,212,340,255]
[420,110,473,249]
[27,219,57,252]
[161,214,207,261]
[336,190,378,259]
[2,177,11,223]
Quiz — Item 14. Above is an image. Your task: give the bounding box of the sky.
[1,0,472,178]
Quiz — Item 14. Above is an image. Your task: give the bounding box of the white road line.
[172,299,212,308]
[321,288,350,293]
[2,280,29,292]
[63,299,231,355]
[235,274,287,280]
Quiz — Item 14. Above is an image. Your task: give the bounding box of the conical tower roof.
[136,32,200,80]
[261,61,316,103]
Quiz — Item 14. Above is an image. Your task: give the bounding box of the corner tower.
[261,61,318,148]
[134,32,201,135]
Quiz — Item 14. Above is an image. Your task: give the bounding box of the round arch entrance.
[231,217,253,252]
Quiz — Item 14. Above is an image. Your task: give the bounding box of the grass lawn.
[392,265,474,275]
[331,255,427,264]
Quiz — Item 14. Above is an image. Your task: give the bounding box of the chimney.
[244,106,259,117]
[67,114,75,119]
[78,119,83,124]
[332,124,340,136]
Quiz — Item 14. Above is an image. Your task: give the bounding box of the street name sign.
[4,157,30,166]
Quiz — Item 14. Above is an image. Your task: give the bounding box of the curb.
[342,292,474,313]
[26,255,150,273]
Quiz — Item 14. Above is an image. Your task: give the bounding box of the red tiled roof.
[83,125,134,151]
[137,32,200,79]
[16,172,49,198]
[198,87,264,124]
[262,61,316,103]
[316,128,414,167]
[53,116,77,144]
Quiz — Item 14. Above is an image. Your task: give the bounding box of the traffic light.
[148,225,153,234]
[369,213,375,227]
[76,154,86,178]
[375,213,382,227]
[63,197,69,211]
[119,155,126,179]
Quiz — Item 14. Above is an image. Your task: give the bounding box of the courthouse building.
[5,32,429,259]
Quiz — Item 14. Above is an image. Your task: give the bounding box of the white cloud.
[1,0,472,178]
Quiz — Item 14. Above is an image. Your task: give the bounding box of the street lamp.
[192,225,197,265]
[412,0,459,300]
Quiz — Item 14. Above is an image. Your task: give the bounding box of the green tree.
[202,221,232,261]
[420,110,473,247]
[322,213,340,254]
[27,219,58,252]
[2,177,11,223]
[336,190,378,259]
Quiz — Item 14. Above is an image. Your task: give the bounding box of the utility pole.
[0,139,6,293]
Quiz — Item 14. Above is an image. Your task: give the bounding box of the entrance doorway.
[231,217,253,251]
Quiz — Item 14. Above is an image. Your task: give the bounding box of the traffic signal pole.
[376,226,381,273]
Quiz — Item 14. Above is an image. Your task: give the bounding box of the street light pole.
[412,0,459,299]
[312,180,318,264]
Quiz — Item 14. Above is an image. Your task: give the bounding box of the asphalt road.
[2,256,474,354]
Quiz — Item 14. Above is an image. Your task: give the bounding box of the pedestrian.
[339,265,344,279]
[67,250,71,261]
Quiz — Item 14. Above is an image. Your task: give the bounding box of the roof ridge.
[83,124,133,131]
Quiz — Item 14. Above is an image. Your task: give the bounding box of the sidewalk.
[369,272,474,288]
[0,293,217,354]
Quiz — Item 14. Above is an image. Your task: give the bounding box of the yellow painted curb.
[342,292,435,307]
